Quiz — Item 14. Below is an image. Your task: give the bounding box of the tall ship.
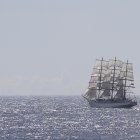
[83,57,137,108]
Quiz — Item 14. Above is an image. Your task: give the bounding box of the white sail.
[91,68,107,76]
[122,63,133,72]
[114,86,124,99]
[89,59,108,90]
[89,76,99,83]
[95,59,109,68]
[103,69,121,83]
[102,81,110,89]
[101,81,111,98]
[120,71,134,80]
[125,71,134,80]
[109,59,123,68]
[101,89,110,98]
[114,80,124,99]
[88,82,97,89]
[84,89,97,99]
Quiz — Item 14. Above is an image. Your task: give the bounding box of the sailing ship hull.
[88,99,137,108]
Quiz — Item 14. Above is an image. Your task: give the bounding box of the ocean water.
[0,96,140,140]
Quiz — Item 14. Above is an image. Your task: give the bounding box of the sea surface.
[0,96,140,140]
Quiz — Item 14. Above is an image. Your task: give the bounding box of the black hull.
[87,99,137,108]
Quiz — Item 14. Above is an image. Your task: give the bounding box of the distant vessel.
[83,57,137,108]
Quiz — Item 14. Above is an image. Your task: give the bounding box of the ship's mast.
[123,60,128,99]
[98,57,103,98]
[111,57,116,100]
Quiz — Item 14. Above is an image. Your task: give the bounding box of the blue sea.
[0,96,140,140]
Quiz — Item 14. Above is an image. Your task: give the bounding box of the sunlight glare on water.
[0,96,140,140]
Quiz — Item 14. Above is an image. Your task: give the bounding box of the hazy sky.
[0,0,140,95]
